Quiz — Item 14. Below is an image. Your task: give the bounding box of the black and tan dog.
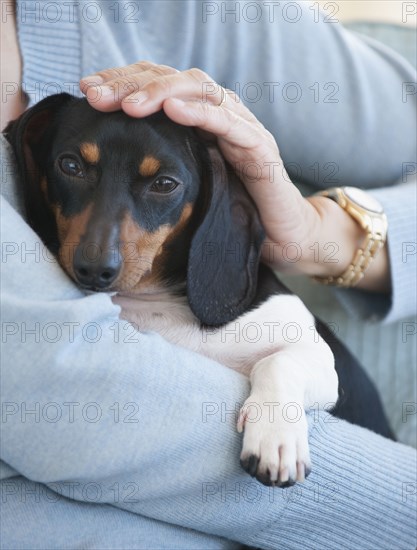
[5,93,394,487]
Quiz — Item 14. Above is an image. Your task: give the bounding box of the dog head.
[5,93,265,325]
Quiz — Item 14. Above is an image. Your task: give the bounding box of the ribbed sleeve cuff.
[371,180,417,323]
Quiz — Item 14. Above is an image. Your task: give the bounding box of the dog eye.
[59,157,85,178]
[150,177,179,194]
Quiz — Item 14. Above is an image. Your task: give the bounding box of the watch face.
[343,187,384,213]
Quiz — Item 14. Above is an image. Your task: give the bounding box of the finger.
[80,60,175,90]
[119,68,249,118]
[162,97,274,152]
[81,62,179,111]
[82,63,256,126]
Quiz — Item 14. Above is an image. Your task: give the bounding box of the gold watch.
[313,186,388,287]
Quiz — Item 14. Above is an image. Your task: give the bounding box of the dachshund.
[5,93,394,487]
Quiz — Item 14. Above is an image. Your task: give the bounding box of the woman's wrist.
[305,196,390,292]
[263,195,391,293]
[303,196,366,277]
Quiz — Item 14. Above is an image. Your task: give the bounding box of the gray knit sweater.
[1,2,416,548]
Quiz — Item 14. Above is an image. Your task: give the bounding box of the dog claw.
[278,477,296,488]
[240,454,260,477]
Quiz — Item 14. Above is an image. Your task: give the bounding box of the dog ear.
[187,145,265,326]
[4,93,75,252]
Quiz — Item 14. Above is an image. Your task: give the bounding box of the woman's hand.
[80,62,389,290]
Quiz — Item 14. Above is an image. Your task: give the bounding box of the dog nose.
[73,246,121,290]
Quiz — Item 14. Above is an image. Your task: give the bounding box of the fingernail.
[123,91,149,105]
[279,468,289,483]
[81,75,104,86]
[99,86,115,97]
[85,85,114,102]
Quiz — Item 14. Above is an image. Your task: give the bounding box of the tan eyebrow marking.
[139,155,161,177]
[80,142,100,164]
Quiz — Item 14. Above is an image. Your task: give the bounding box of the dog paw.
[238,397,311,487]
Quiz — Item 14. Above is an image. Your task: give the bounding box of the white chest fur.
[112,291,327,376]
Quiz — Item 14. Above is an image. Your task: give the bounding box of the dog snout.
[73,243,121,290]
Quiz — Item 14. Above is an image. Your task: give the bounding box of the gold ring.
[218,87,226,107]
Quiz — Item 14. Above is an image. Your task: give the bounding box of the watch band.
[313,187,388,288]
